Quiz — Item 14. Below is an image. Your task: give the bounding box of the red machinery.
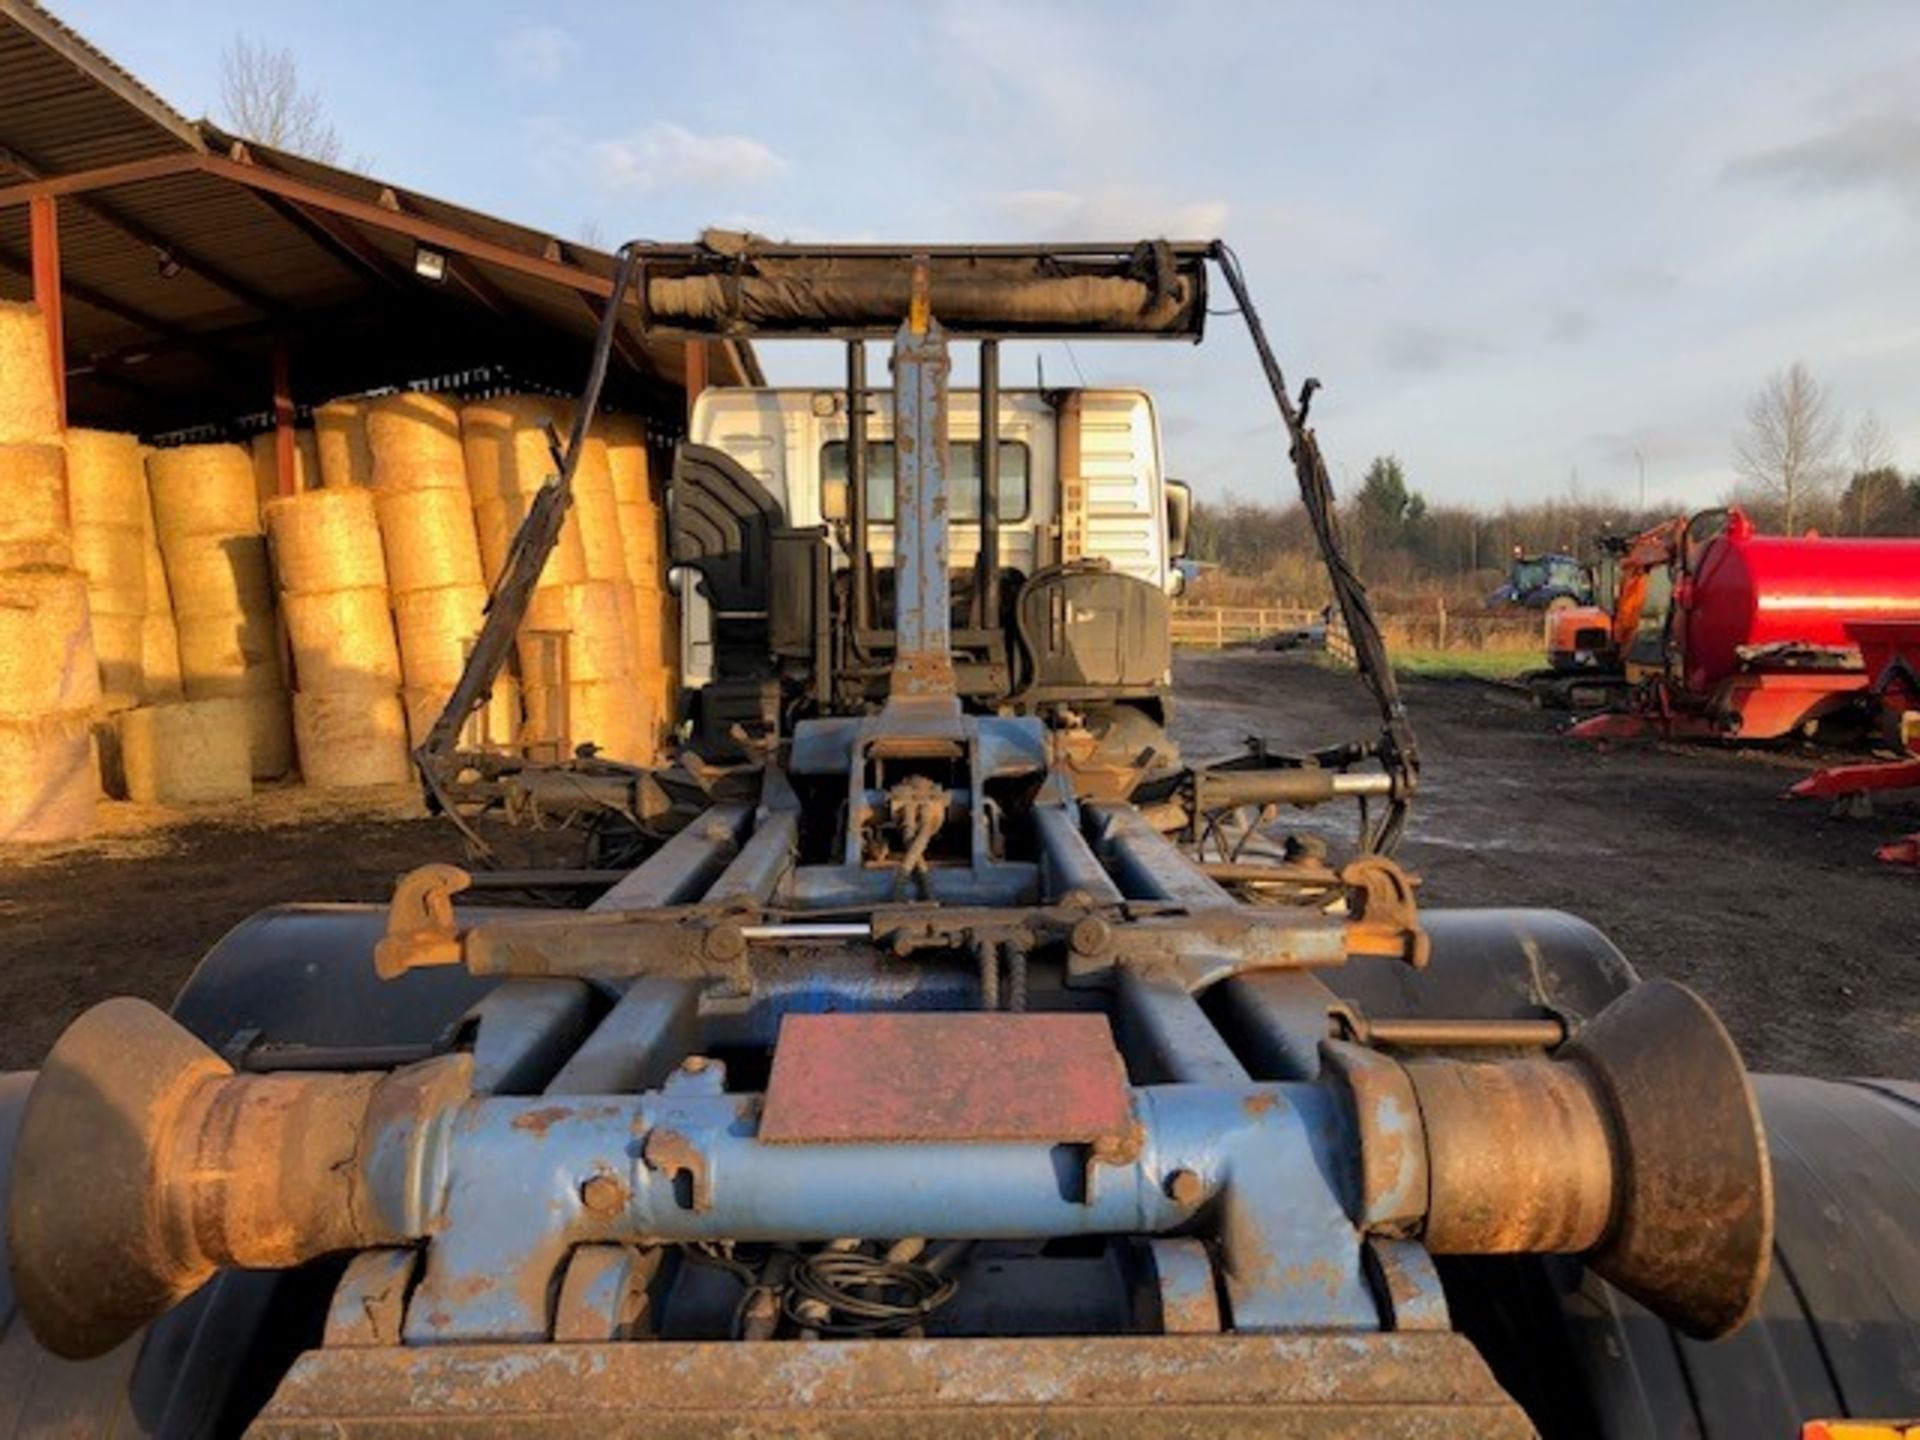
[1787,616,1920,868]
[1573,510,1920,742]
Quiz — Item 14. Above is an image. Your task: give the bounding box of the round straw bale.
[147,444,259,539]
[314,399,374,489]
[0,301,62,445]
[281,586,401,692]
[89,611,146,697]
[472,492,588,588]
[393,583,488,686]
[402,675,521,751]
[264,488,388,594]
[575,484,629,581]
[376,485,483,593]
[237,689,294,779]
[0,442,70,547]
[366,392,466,492]
[0,712,96,841]
[601,414,651,506]
[65,430,149,527]
[117,698,253,804]
[248,430,322,508]
[618,499,665,589]
[176,611,283,694]
[461,394,575,503]
[70,522,147,615]
[0,569,102,718]
[574,432,615,497]
[521,579,635,683]
[162,532,274,618]
[559,678,650,763]
[632,585,672,671]
[142,612,184,702]
[292,690,411,788]
[142,535,173,612]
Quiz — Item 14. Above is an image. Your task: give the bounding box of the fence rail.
[1169,605,1321,649]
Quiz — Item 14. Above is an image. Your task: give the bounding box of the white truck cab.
[678,386,1187,687]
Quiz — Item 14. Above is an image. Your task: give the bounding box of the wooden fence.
[1169,605,1321,649]
[1175,600,1548,662]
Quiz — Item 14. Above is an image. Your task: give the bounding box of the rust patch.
[1242,1091,1280,1118]
[511,1106,574,1136]
[643,1127,711,1213]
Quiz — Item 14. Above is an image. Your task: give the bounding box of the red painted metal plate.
[758,1013,1134,1146]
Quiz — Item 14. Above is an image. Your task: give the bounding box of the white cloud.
[591,123,787,194]
[496,24,579,84]
[990,188,1228,241]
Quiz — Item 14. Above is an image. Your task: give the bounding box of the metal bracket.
[1339,856,1429,967]
[373,863,472,980]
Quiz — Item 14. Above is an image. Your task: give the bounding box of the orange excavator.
[1531,513,1698,705]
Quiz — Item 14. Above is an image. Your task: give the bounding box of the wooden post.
[684,340,709,424]
[1215,609,1225,648]
[28,195,65,428]
[272,336,297,495]
[1437,595,1448,651]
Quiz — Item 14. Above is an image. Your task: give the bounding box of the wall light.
[413,246,448,283]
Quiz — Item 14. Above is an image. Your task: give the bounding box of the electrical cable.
[780,1249,959,1337]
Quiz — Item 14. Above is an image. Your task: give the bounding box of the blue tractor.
[1488,549,1595,611]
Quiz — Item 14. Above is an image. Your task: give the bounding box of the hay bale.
[0,301,62,446]
[602,414,651,506]
[461,394,573,503]
[314,399,374,489]
[575,483,629,582]
[118,699,254,804]
[393,583,488,686]
[0,712,96,841]
[402,675,521,750]
[0,569,101,718]
[523,677,650,763]
[521,580,635,684]
[234,690,293,779]
[148,445,259,539]
[248,430,322,508]
[472,492,587,588]
[281,587,401,692]
[162,532,274,619]
[89,611,146,696]
[143,535,172,611]
[175,612,283,694]
[618,497,667,590]
[65,430,150,528]
[376,485,483,593]
[264,488,388,594]
[70,522,147,615]
[292,690,410,788]
[0,442,71,550]
[366,392,466,492]
[142,612,184,702]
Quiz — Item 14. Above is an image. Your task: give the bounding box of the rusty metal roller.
[1395,979,1773,1339]
[6,998,455,1360]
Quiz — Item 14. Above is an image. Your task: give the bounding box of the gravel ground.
[1,651,1913,1076]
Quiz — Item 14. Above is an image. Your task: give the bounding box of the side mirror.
[1165,479,1193,560]
[822,475,851,523]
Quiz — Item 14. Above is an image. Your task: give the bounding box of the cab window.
[822,440,1031,523]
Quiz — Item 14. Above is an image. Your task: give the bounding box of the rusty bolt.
[681,1055,711,1075]
[1166,1169,1206,1207]
[1069,917,1111,957]
[580,1174,626,1218]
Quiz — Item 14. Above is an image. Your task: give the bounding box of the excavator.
[2,240,1916,1437]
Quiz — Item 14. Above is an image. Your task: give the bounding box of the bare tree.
[1850,409,1894,475]
[1731,362,1841,532]
[219,37,342,163]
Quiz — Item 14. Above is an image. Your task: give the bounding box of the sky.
[50,0,1920,512]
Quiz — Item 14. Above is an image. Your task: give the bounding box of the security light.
[413,246,448,283]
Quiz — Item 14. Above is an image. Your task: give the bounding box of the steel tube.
[979,338,1000,629]
[1031,805,1125,905]
[847,340,869,634]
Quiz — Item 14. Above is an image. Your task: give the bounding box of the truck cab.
[671,385,1190,748]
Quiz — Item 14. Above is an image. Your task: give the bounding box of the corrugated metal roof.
[0,0,757,436]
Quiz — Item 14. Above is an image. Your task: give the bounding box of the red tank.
[1678,511,1920,694]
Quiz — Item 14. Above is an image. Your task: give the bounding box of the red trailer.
[1573,511,1920,742]
[1787,616,1920,868]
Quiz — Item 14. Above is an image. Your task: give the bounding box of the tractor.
[3,239,1916,1437]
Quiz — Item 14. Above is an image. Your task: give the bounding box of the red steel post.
[28,195,65,428]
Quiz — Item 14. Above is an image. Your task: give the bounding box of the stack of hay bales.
[365,392,518,748]
[264,487,410,788]
[463,395,648,761]
[247,429,322,517]
[148,444,293,780]
[604,416,677,754]
[0,301,98,840]
[66,430,164,701]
